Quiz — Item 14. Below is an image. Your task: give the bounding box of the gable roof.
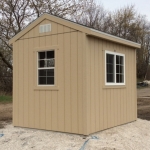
[9,13,141,49]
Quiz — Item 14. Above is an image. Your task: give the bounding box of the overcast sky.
[96,0,150,21]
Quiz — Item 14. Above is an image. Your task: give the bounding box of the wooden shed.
[9,13,141,135]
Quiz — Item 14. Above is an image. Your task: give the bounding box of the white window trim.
[37,50,55,86]
[105,50,125,86]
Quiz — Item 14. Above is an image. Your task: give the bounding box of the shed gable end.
[19,19,77,40]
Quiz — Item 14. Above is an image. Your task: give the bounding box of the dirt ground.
[137,87,150,120]
[137,87,150,98]
[0,87,149,124]
[0,103,12,128]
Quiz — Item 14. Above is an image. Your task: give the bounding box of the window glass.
[120,66,123,74]
[47,69,54,76]
[39,70,46,76]
[39,77,46,85]
[47,59,55,67]
[106,54,114,83]
[47,51,54,59]
[39,52,45,59]
[116,65,119,73]
[116,55,120,64]
[107,74,114,83]
[107,64,114,73]
[47,77,54,84]
[39,60,46,68]
[120,56,123,64]
[107,54,114,64]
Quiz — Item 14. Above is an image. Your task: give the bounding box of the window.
[38,50,55,85]
[105,51,125,85]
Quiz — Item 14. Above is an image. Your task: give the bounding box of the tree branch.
[0,51,13,70]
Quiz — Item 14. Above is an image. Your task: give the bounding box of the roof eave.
[88,29,141,49]
[9,13,141,49]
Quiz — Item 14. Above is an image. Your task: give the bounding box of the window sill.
[34,86,59,91]
[103,85,126,89]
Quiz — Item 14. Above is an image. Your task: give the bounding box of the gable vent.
[39,24,51,33]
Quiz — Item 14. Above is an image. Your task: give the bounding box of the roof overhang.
[88,29,141,49]
[9,13,141,49]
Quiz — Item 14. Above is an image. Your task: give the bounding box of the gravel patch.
[0,119,150,150]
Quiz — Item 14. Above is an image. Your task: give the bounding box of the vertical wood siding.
[86,36,137,135]
[13,20,84,134]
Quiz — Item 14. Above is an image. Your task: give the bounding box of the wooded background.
[0,0,149,93]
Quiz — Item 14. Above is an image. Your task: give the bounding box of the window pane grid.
[38,51,55,85]
[116,55,124,83]
[106,52,125,84]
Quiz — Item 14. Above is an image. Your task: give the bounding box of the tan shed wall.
[85,36,137,135]
[13,19,85,134]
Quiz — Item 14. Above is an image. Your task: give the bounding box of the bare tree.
[0,0,33,69]
[72,0,108,31]
[0,0,86,93]
[30,0,84,18]
[0,0,86,70]
[110,6,150,79]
